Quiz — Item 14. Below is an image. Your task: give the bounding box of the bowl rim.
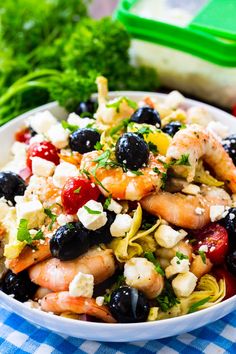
[0,90,235,331]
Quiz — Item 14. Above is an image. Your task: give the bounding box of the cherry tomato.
[232,104,236,117]
[15,128,32,144]
[26,141,60,170]
[213,267,236,299]
[61,177,100,214]
[192,223,229,264]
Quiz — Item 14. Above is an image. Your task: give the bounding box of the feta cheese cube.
[52,162,78,188]
[95,296,105,306]
[67,113,95,128]
[165,256,190,278]
[29,110,57,134]
[16,199,45,228]
[29,134,45,145]
[154,225,187,248]
[110,214,132,237]
[165,90,184,109]
[47,124,69,149]
[69,272,94,298]
[210,205,227,222]
[31,157,55,177]
[199,245,208,253]
[107,199,122,214]
[77,200,107,231]
[172,272,197,298]
[182,184,200,195]
[57,214,74,226]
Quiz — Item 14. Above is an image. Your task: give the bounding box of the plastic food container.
[115,0,236,108]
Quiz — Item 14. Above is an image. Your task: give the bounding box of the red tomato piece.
[232,104,236,117]
[15,128,32,144]
[192,223,229,265]
[213,267,236,299]
[26,141,60,170]
[61,177,101,214]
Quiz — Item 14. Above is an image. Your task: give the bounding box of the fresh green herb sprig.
[104,275,125,304]
[188,297,211,313]
[144,252,165,276]
[198,250,206,264]
[84,205,101,215]
[44,208,57,230]
[61,120,79,133]
[106,97,137,113]
[17,219,44,244]
[156,280,180,312]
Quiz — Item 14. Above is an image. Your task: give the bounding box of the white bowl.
[0,92,236,342]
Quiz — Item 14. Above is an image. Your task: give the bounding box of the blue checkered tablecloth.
[0,308,236,354]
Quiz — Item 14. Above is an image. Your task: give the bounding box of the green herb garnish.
[198,250,206,264]
[137,126,153,136]
[188,297,211,314]
[94,141,103,151]
[144,252,165,276]
[156,280,180,312]
[148,141,158,154]
[174,154,190,166]
[106,97,137,113]
[84,205,101,215]
[176,252,188,260]
[74,187,81,194]
[130,170,144,176]
[61,120,79,133]
[110,118,130,136]
[44,208,57,230]
[17,219,44,244]
[104,195,112,210]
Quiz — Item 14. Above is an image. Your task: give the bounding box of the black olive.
[69,128,100,154]
[130,107,161,127]
[50,222,90,261]
[222,135,236,165]
[75,99,97,116]
[220,208,236,249]
[226,250,236,276]
[109,286,150,323]
[90,211,116,246]
[162,121,182,137]
[115,133,149,170]
[1,270,37,302]
[0,172,26,205]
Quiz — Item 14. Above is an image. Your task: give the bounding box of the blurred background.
[90,0,118,18]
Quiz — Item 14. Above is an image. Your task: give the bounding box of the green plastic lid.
[115,0,236,67]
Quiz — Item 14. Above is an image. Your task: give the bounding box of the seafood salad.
[0,76,236,324]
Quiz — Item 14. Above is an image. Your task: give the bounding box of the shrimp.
[29,248,116,292]
[166,124,236,192]
[80,151,166,200]
[95,76,135,127]
[40,291,116,323]
[156,240,193,261]
[141,186,231,229]
[124,257,164,299]
[190,255,213,279]
[6,238,51,274]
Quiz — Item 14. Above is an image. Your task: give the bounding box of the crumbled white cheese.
[165,90,184,109]
[195,207,205,215]
[95,296,105,307]
[182,184,200,195]
[110,214,132,237]
[165,256,190,279]
[77,200,107,231]
[29,110,57,134]
[67,113,94,128]
[29,134,45,145]
[69,272,94,298]
[107,199,122,214]
[16,199,45,228]
[52,162,78,188]
[47,124,69,149]
[210,205,227,222]
[154,225,187,248]
[199,245,208,253]
[172,272,197,298]
[207,121,229,140]
[31,157,55,177]
[57,214,74,226]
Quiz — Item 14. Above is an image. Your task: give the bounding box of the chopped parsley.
[161,172,168,190]
[17,219,44,244]
[144,252,165,276]
[148,141,158,154]
[106,97,137,113]
[81,169,91,180]
[104,195,112,209]
[61,120,79,133]
[66,223,75,230]
[153,167,161,174]
[94,141,103,150]
[176,252,188,260]
[137,126,153,136]
[104,275,125,304]
[73,187,81,194]
[156,280,180,312]
[198,250,206,264]
[44,208,57,231]
[188,296,211,314]
[130,170,144,176]
[84,205,101,215]
[174,154,190,166]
